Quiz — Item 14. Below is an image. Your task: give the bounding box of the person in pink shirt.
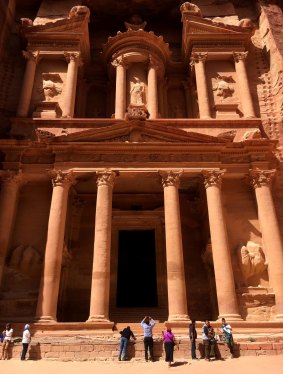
[162,327,176,367]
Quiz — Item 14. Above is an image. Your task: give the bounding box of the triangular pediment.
[47,121,228,144]
[186,18,249,36]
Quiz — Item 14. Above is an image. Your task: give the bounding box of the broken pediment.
[181,13,251,61]
[47,121,228,144]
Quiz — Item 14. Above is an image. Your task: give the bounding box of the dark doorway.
[116,230,158,307]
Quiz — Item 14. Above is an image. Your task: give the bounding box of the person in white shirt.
[21,324,31,361]
[1,323,13,360]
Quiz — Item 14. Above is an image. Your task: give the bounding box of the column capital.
[159,170,183,188]
[148,54,160,71]
[249,168,276,189]
[111,55,129,69]
[64,52,81,64]
[49,170,76,188]
[22,50,39,62]
[0,170,27,189]
[190,52,208,65]
[233,51,248,63]
[202,169,226,189]
[96,169,117,187]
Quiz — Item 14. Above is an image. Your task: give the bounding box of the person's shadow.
[171,361,189,367]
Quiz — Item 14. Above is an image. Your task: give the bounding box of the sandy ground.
[0,355,283,374]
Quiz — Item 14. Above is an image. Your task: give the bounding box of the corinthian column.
[160,170,189,321]
[87,170,117,322]
[112,56,128,119]
[0,171,26,285]
[62,52,81,118]
[35,171,75,322]
[17,50,39,117]
[233,52,256,118]
[249,169,283,320]
[202,170,242,320]
[190,52,211,119]
[147,56,159,119]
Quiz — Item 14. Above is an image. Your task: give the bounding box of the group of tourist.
[0,323,31,360]
[1,317,234,363]
[119,316,234,366]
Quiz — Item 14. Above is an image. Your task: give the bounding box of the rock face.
[0,0,282,326]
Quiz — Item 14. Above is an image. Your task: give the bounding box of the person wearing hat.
[21,324,31,361]
[162,327,176,367]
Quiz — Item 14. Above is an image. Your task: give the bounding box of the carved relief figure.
[69,6,90,19]
[9,245,41,273]
[180,2,202,17]
[213,75,235,100]
[237,241,268,283]
[130,77,145,106]
[39,73,63,101]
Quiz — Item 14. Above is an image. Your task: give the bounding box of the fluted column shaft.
[112,57,127,119]
[87,170,116,322]
[233,52,256,118]
[35,171,75,322]
[63,52,80,118]
[0,172,25,285]
[203,170,242,320]
[17,51,39,117]
[147,57,159,119]
[161,171,189,321]
[191,52,211,119]
[250,169,283,319]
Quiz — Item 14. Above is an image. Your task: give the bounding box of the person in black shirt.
[118,326,136,361]
[189,320,197,359]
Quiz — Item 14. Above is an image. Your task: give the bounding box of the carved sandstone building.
[0,0,283,333]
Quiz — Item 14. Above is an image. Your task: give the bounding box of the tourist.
[162,327,175,367]
[208,322,216,359]
[118,325,136,361]
[189,319,197,359]
[221,318,234,358]
[202,320,210,361]
[21,324,31,361]
[140,316,156,361]
[1,323,13,360]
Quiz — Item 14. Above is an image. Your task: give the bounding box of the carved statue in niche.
[130,77,145,106]
[213,75,235,101]
[237,241,268,284]
[9,245,41,273]
[124,14,147,31]
[39,73,63,101]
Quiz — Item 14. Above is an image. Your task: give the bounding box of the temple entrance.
[116,230,158,307]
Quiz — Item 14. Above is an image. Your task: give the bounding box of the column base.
[34,316,57,323]
[86,315,111,323]
[217,313,243,321]
[167,314,190,322]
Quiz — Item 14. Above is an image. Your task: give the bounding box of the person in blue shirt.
[140,316,156,361]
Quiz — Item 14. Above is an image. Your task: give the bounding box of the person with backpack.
[162,327,176,367]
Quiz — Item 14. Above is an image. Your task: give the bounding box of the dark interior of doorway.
[116,230,158,307]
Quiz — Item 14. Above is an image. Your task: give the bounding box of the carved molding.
[202,169,226,188]
[159,170,183,188]
[249,169,276,189]
[96,169,117,187]
[49,170,76,188]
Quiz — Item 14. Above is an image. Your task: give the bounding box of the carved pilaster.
[202,169,226,189]
[1,170,27,189]
[160,170,183,188]
[249,169,276,189]
[190,52,208,66]
[111,55,129,69]
[64,52,81,64]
